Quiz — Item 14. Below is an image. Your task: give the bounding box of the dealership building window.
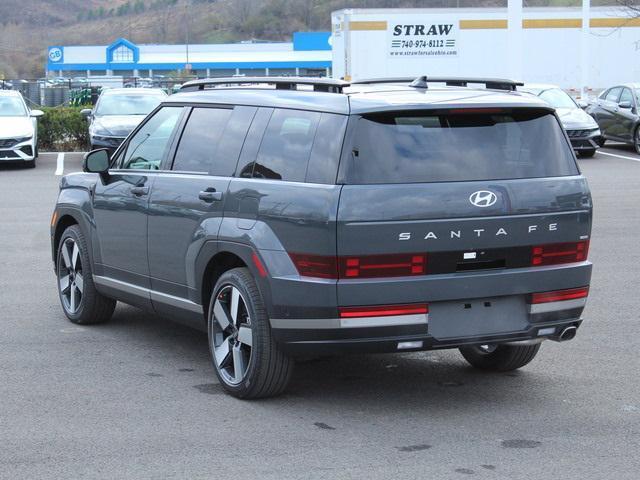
[112,45,134,63]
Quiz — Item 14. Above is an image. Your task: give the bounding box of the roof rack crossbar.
[179,76,350,93]
[409,76,524,91]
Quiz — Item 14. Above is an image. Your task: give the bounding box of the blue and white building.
[46,32,332,78]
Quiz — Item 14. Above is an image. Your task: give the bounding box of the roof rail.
[409,76,524,91]
[350,77,416,85]
[179,76,350,93]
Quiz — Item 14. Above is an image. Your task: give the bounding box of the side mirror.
[83,149,110,174]
[577,100,588,110]
[619,100,633,109]
[30,109,44,118]
[80,108,93,118]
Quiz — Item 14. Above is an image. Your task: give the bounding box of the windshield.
[539,89,578,109]
[347,109,578,184]
[95,94,165,116]
[0,96,27,117]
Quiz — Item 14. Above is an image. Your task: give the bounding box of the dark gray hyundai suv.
[51,76,593,399]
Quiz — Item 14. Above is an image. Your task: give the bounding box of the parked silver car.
[82,88,167,152]
[0,90,43,168]
[520,84,601,157]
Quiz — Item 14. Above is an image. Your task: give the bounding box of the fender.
[193,240,276,317]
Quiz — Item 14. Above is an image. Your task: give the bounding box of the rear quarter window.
[238,108,346,184]
[345,109,578,184]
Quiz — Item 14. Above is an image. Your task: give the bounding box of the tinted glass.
[236,108,273,178]
[619,88,633,105]
[172,107,232,173]
[306,113,348,184]
[120,106,182,170]
[252,109,321,182]
[347,109,578,184]
[605,87,622,103]
[95,93,165,116]
[0,96,27,116]
[539,89,577,109]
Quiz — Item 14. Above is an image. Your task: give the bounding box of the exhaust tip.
[558,326,577,342]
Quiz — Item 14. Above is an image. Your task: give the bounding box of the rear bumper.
[267,261,591,355]
[273,317,584,355]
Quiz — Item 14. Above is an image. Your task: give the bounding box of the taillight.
[289,253,338,279]
[339,253,427,279]
[531,241,589,266]
[339,303,429,318]
[290,253,428,279]
[530,286,589,304]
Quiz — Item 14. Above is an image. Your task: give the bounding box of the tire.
[56,225,116,324]
[634,126,640,155]
[459,343,541,372]
[207,267,293,399]
[577,149,596,158]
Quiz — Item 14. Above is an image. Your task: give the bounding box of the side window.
[605,87,622,103]
[120,107,182,170]
[172,107,232,173]
[252,109,321,182]
[236,108,273,178]
[306,113,348,184]
[619,88,633,105]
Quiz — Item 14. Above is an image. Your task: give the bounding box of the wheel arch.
[51,207,95,268]
[197,242,273,318]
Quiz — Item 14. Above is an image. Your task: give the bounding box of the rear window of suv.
[346,109,578,184]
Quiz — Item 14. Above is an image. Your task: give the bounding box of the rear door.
[335,107,591,305]
[147,105,255,311]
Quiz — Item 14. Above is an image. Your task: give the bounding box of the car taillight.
[290,253,428,279]
[289,253,337,279]
[531,241,589,266]
[339,253,427,279]
[530,286,589,304]
[339,303,429,318]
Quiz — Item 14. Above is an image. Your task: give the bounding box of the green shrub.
[38,107,89,152]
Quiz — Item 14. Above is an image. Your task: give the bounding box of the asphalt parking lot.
[1,146,639,479]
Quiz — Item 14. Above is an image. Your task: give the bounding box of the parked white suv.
[0,90,43,168]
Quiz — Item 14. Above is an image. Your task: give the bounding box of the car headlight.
[13,136,33,144]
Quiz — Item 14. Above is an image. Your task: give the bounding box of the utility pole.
[507,0,523,81]
[184,0,191,73]
[580,0,591,99]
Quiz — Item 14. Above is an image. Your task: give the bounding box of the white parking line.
[598,150,640,163]
[55,153,64,175]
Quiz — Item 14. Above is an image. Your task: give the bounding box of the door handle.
[130,186,149,196]
[199,188,223,202]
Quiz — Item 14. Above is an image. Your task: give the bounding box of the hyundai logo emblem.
[469,190,497,208]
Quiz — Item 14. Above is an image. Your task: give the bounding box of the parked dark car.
[585,83,640,153]
[51,76,592,399]
[520,83,601,158]
[81,88,167,153]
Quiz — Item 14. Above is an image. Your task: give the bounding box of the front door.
[147,105,256,314]
[92,106,184,304]
[612,87,637,142]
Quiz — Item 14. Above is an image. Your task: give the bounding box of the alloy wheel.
[58,238,84,314]
[211,285,253,386]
